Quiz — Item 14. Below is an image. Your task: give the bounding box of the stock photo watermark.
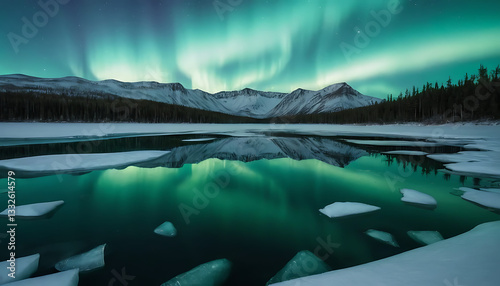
[213,0,243,20]
[7,0,71,54]
[108,267,136,286]
[340,0,403,62]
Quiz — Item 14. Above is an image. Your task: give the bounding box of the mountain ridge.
[0,74,383,118]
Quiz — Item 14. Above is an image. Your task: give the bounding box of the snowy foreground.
[1,122,499,177]
[270,221,500,286]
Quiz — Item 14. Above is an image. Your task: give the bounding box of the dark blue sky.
[1,0,499,98]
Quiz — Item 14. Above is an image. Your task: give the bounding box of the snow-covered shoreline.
[271,221,500,286]
[1,122,499,177]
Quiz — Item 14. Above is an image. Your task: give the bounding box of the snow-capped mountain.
[0,74,382,118]
[266,82,383,117]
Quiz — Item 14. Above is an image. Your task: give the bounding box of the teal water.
[1,151,498,285]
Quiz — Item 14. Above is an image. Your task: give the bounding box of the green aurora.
[1,0,500,98]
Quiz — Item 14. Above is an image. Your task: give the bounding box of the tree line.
[1,64,498,124]
[273,64,500,124]
[0,90,258,123]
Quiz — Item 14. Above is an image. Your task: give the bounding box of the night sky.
[1,0,500,98]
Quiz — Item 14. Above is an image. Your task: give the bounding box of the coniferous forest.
[278,65,500,124]
[1,65,499,124]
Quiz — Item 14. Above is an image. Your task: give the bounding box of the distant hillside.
[0,74,380,119]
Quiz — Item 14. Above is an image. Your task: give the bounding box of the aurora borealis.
[1,0,500,98]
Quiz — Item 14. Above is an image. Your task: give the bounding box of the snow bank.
[0,201,64,217]
[365,230,399,247]
[319,202,380,218]
[55,244,106,273]
[400,189,437,207]
[266,251,331,285]
[270,221,500,286]
[0,254,39,285]
[154,222,177,237]
[0,151,169,174]
[160,259,232,286]
[2,269,78,286]
[407,231,444,245]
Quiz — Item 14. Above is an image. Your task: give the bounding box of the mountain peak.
[169,82,185,92]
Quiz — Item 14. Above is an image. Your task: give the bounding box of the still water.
[0,134,498,285]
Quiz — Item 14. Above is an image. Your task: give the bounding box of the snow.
[160,259,232,286]
[2,269,78,286]
[407,231,444,245]
[266,251,331,285]
[0,201,64,217]
[55,244,106,273]
[0,254,39,285]
[154,222,177,237]
[365,230,399,247]
[383,150,428,156]
[270,221,500,286]
[0,151,169,174]
[1,75,375,118]
[400,189,437,207]
[461,190,500,211]
[319,202,381,218]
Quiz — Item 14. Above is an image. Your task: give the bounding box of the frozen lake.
[0,123,499,285]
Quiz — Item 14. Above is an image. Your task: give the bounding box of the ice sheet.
[266,251,331,285]
[270,221,500,286]
[365,230,399,247]
[0,151,169,174]
[154,222,177,237]
[0,201,64,217]
[160,259,232,286]
[461,190,500,210]
[319,202,380,218]
[383,150,428,156]
[55,244,106,273]
[400,189,437,207]
[0,254,39,285]
[407,231,444,245]
[2,269,78,286]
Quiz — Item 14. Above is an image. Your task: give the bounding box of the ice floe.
[270,221,500,286]
[154,221,177,237]
[0,254,39,285]
[480,188,500,194]
[55,244,106,273]
[461,190,500,211]
[160,259,232,286]
[407,231,444,245]
[182,138,216,142]
[2,269,78,286]
[400,189,437,207]
[383,150,428,156]
[319,202,380,218]
[428,150,500,177]
[0,201,64,217]
[345,139,441,147]
[0,151,169,174]
[266,251,331,285]
[365,230,399,247]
